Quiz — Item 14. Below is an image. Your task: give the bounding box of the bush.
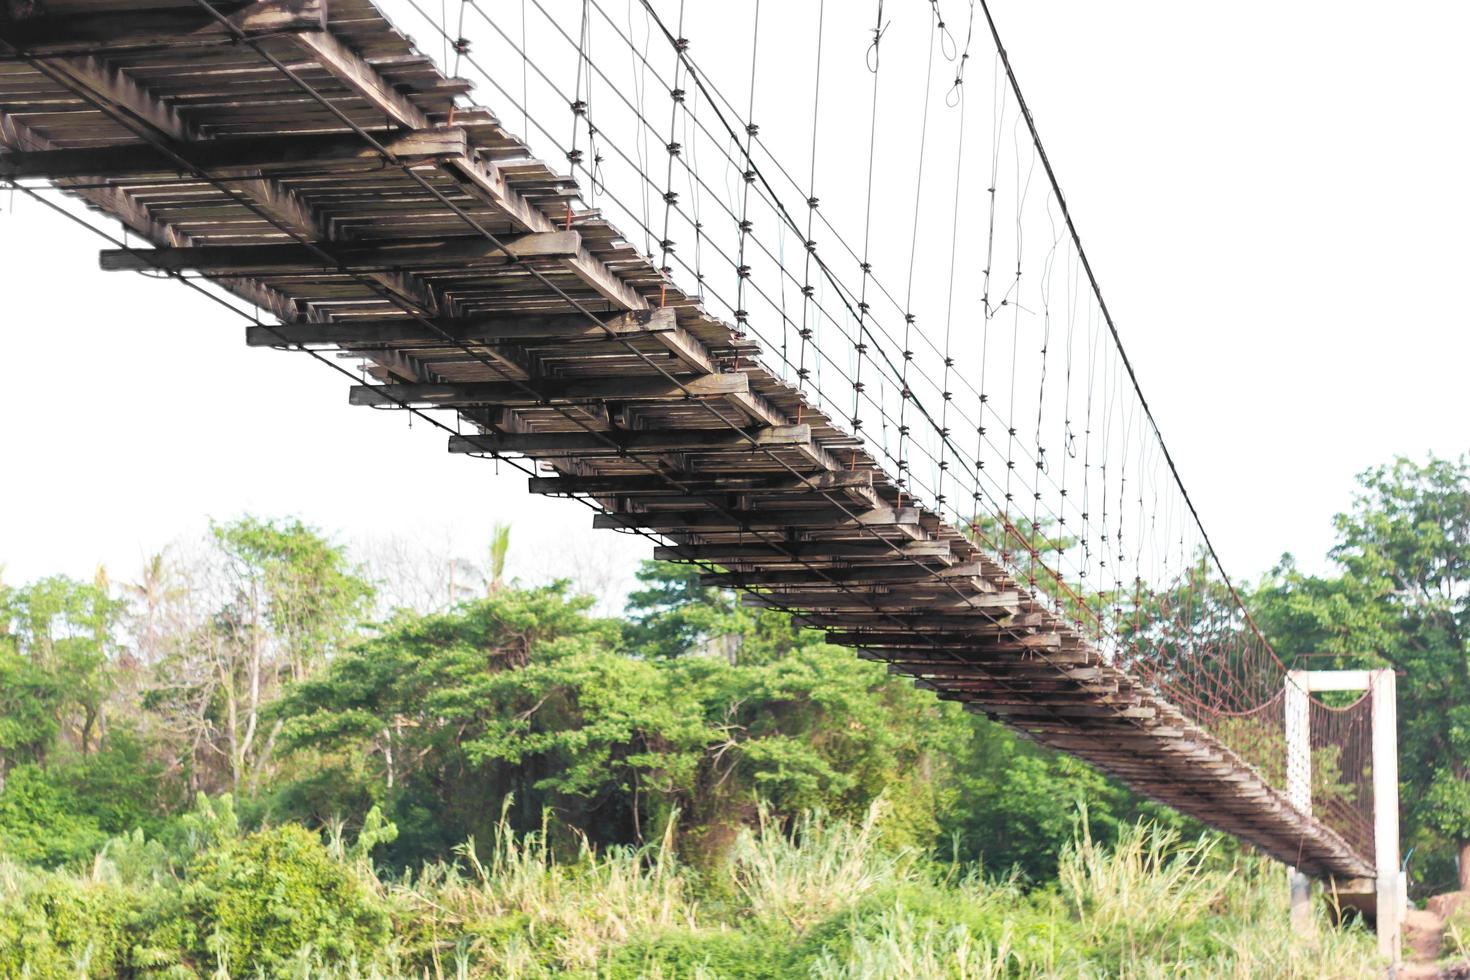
[0,861,137,977]
[0,764,107,867]
[173,825,391,974]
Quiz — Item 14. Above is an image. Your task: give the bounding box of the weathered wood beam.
[350,372,748,408]
[742,590,1021,614]
[0,127,466,180]
[0,36,304,318]
[651,540,952,562]
[592,505,917,532]
[290,27,430,130]
[280,20,663,331]
[100,232,579,274]
[702,561,994,588]
[246,307,674,348]
[0,0,326,56]
[533,469,872,498]
[795,613,1049,633]
[450,424,811,456]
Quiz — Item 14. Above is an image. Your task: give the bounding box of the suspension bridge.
[1,0,1389,898]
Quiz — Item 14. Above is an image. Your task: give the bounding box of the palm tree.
[486,523,511,595]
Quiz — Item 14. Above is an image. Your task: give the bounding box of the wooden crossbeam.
[0,127,467,180]
[350,372,749,408]
[0,0,326,56]
[745,595,1021,615]
[592,505,917,532]
[100,232,579,274]
[533,469,873,497]
[246,307,675,348]
[449,424,811,456]
[794,613,1049,632]
[702,564,989,588]
[702,559,999,588]
[651,540,951,562]
[290,23,431,132]
[272,15,664,329]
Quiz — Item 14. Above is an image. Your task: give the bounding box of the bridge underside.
[0,0,1372,880]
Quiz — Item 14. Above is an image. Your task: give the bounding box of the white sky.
[1,1,1466,602]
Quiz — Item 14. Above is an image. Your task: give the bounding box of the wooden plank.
[100,231,580,273]
[246,307,675,348]
[591,505,917,532]
[279,26,666,381]
[651,539,951,562]
[350,372,749,408]
[702,560,998,588]
[290,26,430,130]
[0,0,327,56]
[795,613,1050,632]
[532,469,872,497]
[743,591,1019,614]
[0,127,467,180]
[449,424,811,456]
[703,565,979,588]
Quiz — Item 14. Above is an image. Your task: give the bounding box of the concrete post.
[1282,667,1399,961]
[1284,670,1313,934]
[1371,669,1400,965]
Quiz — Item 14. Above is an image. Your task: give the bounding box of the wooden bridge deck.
[0,0,1372,879]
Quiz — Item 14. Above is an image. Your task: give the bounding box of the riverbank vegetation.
[0,452,1463,975]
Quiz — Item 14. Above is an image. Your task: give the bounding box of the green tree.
[0,574,121,760]
[1254,454,1470,890]
[211,516,374,681]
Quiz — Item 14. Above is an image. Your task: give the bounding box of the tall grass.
[0,802,1383,978]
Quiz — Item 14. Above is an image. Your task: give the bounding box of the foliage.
[1252,453,1470,891]
[270,579,972,866]
[0,806,1382,978]
[172,824,392,974]
[0,489,1441,974]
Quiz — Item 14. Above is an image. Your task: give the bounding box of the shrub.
[0,859,138,977]
[175,825,391,974]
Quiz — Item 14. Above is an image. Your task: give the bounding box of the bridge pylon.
[1285,669,1402,965]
